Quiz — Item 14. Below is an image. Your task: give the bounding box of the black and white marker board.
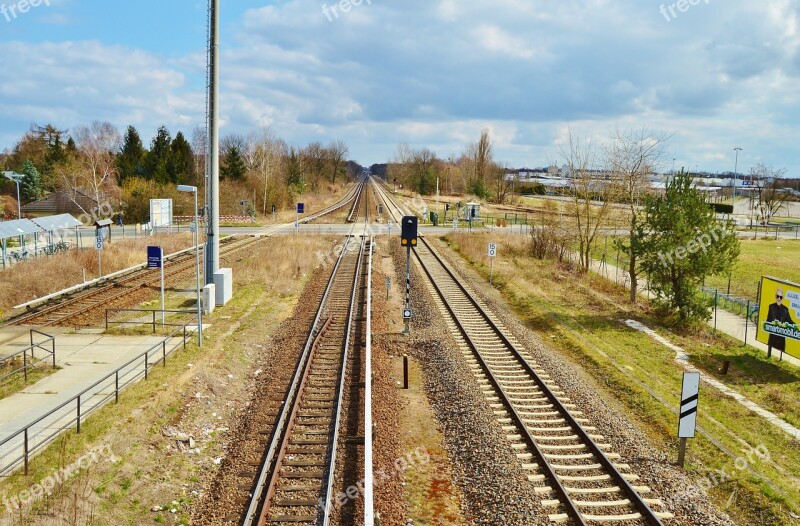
[678,371,700,438]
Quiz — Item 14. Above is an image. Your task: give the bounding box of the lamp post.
[732,147,742,208]
[178,185,203,347]
[3,171,24,246]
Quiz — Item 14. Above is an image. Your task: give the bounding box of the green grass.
[442,232,800,525]
[706,238,800,299]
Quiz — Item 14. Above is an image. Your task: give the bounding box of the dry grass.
[0,234,194,319]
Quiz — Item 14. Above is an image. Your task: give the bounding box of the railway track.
[5,236,262,328]
[369,182,674,523]
[242,233,370,526]
[412,237,673,525]
[5,182,367,330]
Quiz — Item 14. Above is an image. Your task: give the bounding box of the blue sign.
[297,203,305,214]
[147,246,163,269]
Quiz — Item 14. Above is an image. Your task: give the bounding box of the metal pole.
[744,300,749,346]
[404,246,411,335]
[678,437,688,468]
[714,290,718,331]
[194,191,203,346]
[490,257,494,285]
[161,258,165,327]
[732,147,741,207]
[204,0,220,285]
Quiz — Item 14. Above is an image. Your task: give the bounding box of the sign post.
[401,216,418,336]
[296,202,305,232]
[386,277,391,301]
[488,242,497,285]
[96,234,103,278]
[272,204,277,223]
[678,371,700,468]
[148,246,165,326]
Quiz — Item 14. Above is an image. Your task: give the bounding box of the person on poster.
[766,286,797,357]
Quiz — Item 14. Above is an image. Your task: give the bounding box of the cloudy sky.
[1,0,799,174]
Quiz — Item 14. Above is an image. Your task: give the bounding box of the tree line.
[0,123,357,222]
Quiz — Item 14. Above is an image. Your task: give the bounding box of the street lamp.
[732,147,742,208]
[3,171,24,246]
[177,184,203,347]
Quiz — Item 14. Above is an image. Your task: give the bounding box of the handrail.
[0,330,56,383]
[105,308,196,333]
[364,236,375,525]
[0,315,198,476]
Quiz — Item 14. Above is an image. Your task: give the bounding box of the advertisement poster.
[757,276,800,360]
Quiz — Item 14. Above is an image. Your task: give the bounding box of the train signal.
[272,204,277,214]
[401,216,418,246]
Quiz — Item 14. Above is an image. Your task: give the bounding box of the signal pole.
[204,0,220,284]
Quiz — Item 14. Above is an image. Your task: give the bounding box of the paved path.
[0,328,184,475]
[589,258,800,368]
[626,320,800,441]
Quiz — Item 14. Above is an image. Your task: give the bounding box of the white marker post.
[678,371,700,467]
[386,276,391,301]
[488,242,497,285]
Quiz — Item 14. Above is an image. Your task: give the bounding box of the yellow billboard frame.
[756,276,800,360]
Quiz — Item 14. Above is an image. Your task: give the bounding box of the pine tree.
[117,126,147,183]
[639,171,740,325]
[221,144,247,181]
[168,132,195,184]
[20,160,43,201]
[145,126,172,184]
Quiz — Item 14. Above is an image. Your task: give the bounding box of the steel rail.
[244,206,370,525]
[414,237,665,526]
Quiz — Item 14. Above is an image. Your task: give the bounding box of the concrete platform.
[0,328,188,475]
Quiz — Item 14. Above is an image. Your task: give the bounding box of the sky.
[0,0,799,174]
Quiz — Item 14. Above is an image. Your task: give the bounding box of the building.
[21,189,100,217]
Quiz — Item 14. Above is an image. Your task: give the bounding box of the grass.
[0,233,195,321]
[442,231,800,525]
[0,362,59,400]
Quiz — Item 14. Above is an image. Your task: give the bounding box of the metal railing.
[0,315,198,477]
[0,330,56,383]
[105,308,197,333]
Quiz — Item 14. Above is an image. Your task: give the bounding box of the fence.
[0,330,56,383]
[0,315,198,477]
[105,308,197,334]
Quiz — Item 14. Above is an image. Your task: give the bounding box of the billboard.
[150,199,173,228]
[756,276,800,360]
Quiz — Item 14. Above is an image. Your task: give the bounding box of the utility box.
[463,202,481,221]
[203,284,216,314]
[213,268,233,306]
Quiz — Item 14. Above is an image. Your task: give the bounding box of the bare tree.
[191,126,207,190]
[463,128,493,197]
[327,140,349,184]
[750,163,789,225]
[248,127,286,214]
[559,128,613,272]
[606,127,670,302]
[70,121,121,213]
[491,164,514,204]
[301,142,326,188]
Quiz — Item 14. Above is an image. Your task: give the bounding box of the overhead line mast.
[205,0,220,284]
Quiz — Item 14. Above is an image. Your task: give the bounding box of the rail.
[0,329,56,383]
[242,231,351,525]
[364,236,375,525]
[347,178,366,223]
[0,314,199,477]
